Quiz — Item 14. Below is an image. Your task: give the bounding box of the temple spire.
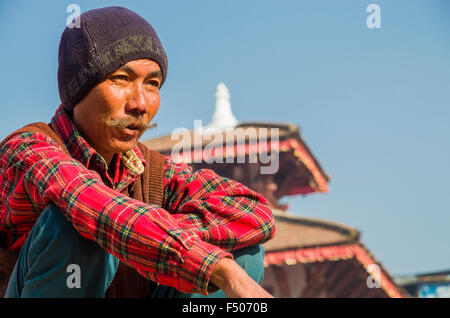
[206,82,238,130]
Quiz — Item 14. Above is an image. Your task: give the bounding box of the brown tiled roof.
[263,209,360,252]
[354,242,412,297]
[262,210,410,298]
[143,121,296,153]
[143,121,330,197]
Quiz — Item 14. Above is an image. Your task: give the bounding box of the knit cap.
[58,6,168,112]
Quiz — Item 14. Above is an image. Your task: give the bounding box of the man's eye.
[147,80,160,88]
[111,75,129,81]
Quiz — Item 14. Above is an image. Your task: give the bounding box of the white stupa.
[203,83,239,132]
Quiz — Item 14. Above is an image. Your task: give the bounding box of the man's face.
[73,59,162,163]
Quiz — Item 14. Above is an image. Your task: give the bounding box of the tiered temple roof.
[263,210,406,297]
[143,83,408,297]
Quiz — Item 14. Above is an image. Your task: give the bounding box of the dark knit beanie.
[58,6,168,112]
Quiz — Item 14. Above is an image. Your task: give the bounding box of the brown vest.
[0,122,165,297]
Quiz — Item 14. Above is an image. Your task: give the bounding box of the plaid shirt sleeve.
[0,132,276,295]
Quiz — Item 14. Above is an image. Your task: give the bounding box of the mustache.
[101,115,157,131]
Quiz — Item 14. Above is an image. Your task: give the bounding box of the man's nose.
[125,83,147,115]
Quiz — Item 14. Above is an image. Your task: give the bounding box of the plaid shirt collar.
[49,104,146,189]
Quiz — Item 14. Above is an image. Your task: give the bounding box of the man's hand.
[210,258,274,298]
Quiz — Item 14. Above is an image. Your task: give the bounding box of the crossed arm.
[0,132,276,296]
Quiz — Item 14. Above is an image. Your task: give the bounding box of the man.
[0,6,276,298]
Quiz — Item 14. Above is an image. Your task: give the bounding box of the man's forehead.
[116,59,162,77]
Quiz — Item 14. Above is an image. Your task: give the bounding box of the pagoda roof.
[262,210,408,298]
[263,210,360,251]
[143,121,330,196]
[144,121,296,152]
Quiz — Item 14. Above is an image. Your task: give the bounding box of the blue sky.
[0,0,449,277]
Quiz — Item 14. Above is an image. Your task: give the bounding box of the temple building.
[143,83,408,298]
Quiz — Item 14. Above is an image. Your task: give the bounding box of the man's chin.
[110,130,143,152]
[110,139,139,154]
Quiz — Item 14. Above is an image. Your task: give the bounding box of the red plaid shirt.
[0,105,275,295]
